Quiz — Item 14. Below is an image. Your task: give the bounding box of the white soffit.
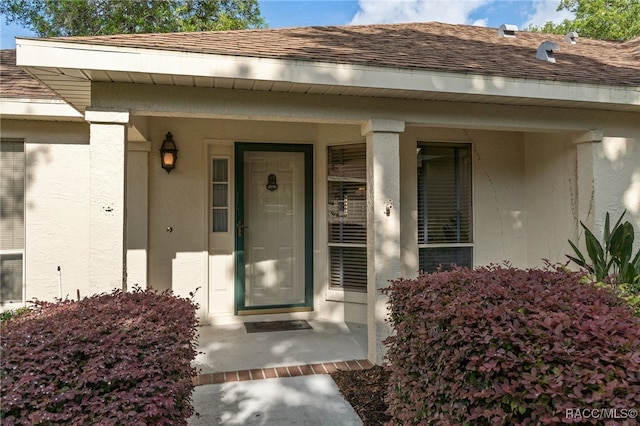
[16,38,640,113]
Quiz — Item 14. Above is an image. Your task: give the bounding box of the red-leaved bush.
[0,287,199,425]
[383,266,640,425]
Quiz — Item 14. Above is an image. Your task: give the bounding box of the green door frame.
[234,143,314,314]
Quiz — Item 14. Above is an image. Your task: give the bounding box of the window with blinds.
[328,144,367,291]
[1,139,25,303]
[417,143,473,272]
[211,157,229,233]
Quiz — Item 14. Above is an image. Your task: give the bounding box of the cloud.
[523,0,575,28]
[349,0,491,26]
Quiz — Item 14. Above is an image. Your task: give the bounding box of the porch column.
[574,130,640,249]
[362,118,405,365]
[574,130,602,235]
[85,109,130,294]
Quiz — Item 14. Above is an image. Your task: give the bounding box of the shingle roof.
[42,22,640,87]
[0,49,60,99]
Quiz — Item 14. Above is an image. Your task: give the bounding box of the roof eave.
[0,98,84,121]
[16,37,640,114]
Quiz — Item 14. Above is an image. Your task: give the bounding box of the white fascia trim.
[0,98,83,119]
[17,38,640,108]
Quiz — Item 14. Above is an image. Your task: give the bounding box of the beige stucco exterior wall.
[2,120,91,301]
[142,114,585,324]
[522,128,640,268]
[524,134,578,267]
[594,135,640,235]
[2,119,151,304]
[400,127,529,270]
[465,130,528,268]
[4,81,637,324]
[127,146,149,289]
[144,117,373,324]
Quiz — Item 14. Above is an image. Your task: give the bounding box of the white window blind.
[1,139,25,303]
[211,157,229,233]
[417,143,473,272]
[328,144,367,291]
[1,254,23,302]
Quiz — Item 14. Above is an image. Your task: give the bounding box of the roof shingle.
[33,22,640,87]
[0,49,60,99]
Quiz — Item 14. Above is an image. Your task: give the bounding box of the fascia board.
[16,38,640,109]
[0,98,83,120]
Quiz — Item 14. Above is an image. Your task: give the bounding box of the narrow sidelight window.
[211,157,229,233]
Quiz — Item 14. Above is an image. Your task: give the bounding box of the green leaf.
[582,225,606,280]
[0,0,266,37]
[603,211,611,251]
[567,240,587,266]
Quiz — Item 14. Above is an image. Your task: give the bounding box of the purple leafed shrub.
[1,287,199,425]
[383,266,640,425]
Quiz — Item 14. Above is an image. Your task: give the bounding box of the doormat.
[244,320,313,333]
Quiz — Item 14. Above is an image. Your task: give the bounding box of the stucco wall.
[594,135,640,239]
[2,120,151,304]
[145,117,607,324]
[471,130,528,267]
[399,128,529,269]
[144,117,375,323]
[127,147,149,289]
[508,129,639,269]
[574,130,640,260]
[4,99,637,321]
[2,120,91,301]
[524,134,578,267]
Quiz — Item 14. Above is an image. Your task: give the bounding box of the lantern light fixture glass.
[160,132,178,173]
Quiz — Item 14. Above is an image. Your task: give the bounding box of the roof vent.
[498,24,518,37]
[564,31,578,44]
[536,41,560,63]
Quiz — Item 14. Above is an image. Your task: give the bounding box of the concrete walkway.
[189,375,362,425]
[188,319,368,425]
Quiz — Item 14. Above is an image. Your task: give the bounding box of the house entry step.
[192,359,374,386]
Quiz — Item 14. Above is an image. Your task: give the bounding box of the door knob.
[236,222,248,237]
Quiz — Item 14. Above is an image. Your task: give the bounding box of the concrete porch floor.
[188,318,369,425]
[192,318,368,377]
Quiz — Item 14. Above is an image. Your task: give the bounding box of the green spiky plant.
[567,211,640,315]
[567,210,640,285]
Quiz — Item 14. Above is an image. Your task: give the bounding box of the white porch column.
[574,130,640,250]
[362,118,405,365]
[574,130,603,234]
[85,109,130,295]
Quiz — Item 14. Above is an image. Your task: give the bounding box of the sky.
[0,0,575,50]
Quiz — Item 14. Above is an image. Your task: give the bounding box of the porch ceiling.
[16,38,640,116]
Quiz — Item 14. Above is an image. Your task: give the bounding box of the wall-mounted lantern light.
[160,132,178,173]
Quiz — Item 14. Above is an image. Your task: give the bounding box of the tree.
[527,0,640,41]
[0,0,266,37]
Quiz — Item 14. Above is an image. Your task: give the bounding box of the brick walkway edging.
[193,359,374,386]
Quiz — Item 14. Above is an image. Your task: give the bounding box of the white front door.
[235,144,313,312]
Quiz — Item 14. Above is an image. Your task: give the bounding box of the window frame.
[417,141,474,272]
[327,143,368,292]
[1,138,26,305]
[210,155,231,234]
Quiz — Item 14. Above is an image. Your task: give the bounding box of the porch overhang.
[15,37,640,117]
[0,98,83,121]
